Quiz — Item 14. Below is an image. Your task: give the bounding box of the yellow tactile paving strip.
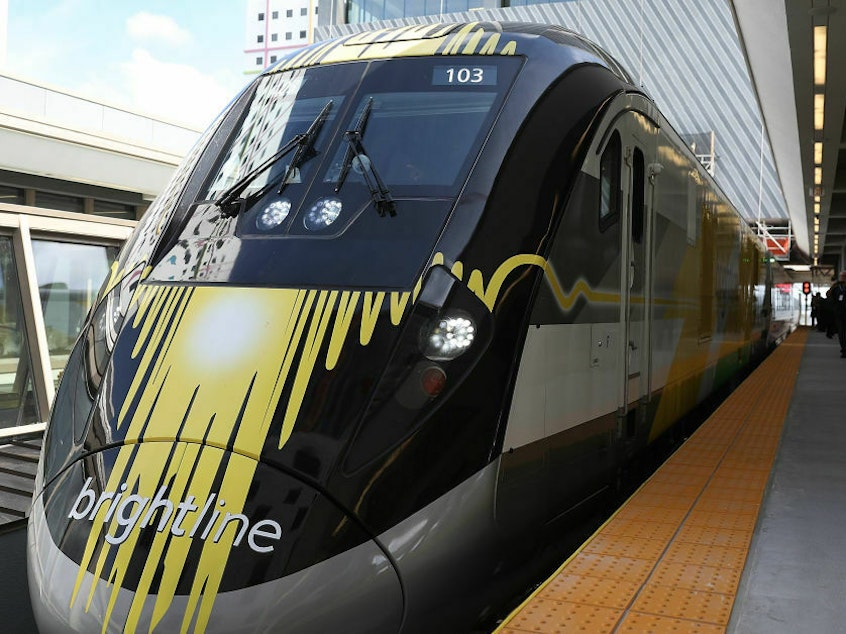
[496,328,808,634]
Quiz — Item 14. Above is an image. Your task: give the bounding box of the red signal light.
[802,281,811,295]
[420,366,447,397]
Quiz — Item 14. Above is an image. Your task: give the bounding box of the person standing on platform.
[811,291,821,329]
[827,271,846,357]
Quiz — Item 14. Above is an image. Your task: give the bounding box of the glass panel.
[323,91,497,189]
[34,191,85,213]
[0,185,25,205]
[202,69,350,202]
[632,148,645,244]
[599,131,621,223]
[93,199,136,220]
[31,241,119,386]
[0,237,39,428]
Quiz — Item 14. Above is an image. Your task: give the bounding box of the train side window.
[632,147,645,243]
[599,130,621,230]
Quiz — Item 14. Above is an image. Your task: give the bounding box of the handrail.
[0,422,46,441]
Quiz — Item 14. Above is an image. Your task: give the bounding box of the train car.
[28,22,795,633]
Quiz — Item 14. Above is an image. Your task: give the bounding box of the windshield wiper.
[216,99,334,217]
[335,98,396,217]
[276,99,334,197]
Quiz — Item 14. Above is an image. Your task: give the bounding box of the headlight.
[343,266,492,473]
[304,197,342,231]
[256,199,291,230]
[420,312,476,361]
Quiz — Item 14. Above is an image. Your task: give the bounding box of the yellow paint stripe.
[176,442,234,632]
[130,285,158,330]
[186,454,261,633]
[326,291,361,371]
[120,287,193,431]
[360,291,385,346]
[279,290,337,448]
[144,287,188,387]
[390,292,410,325]
[89,442,187,616]
[131,286,169,358]
[102,262,123,297]
[118,445,195,631]
[145,443,205,632]
[462,28,485,55]
[246,290,311,455]
[444,23,478,55]
[479,33,501,55]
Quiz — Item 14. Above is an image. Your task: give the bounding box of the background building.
[245,0,320,71]
[315,0,790,246]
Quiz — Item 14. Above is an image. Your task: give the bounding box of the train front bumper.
[27,442,403,633]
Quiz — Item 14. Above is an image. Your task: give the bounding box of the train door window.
[599,130,621,229]
[0,237,39,428]
[699,203,716,339]
[31,240,119,386]
[632,147,645,244]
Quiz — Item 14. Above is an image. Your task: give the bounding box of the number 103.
[446,67,484,83]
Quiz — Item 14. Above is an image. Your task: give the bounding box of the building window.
[0,237,40,424]
[270,55,277,63]
[0,185,24,205]
[257,34,264,43]
[93,199,136,220]
[285,32,292,40]
[34,191,84,214]
[258,12,265,20]
[315,6,318,13]
[300,7,307,15]
[256,56,263,65]
[271,33,278,41]
[299,30,307,39]
[32,239,120,383]
[272,10,279,18]
[286,9,293,17]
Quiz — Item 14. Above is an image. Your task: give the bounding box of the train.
[28,22,797,633]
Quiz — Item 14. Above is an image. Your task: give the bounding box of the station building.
[0,72,201,437]
[0,72,199,220]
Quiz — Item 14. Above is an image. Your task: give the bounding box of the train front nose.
[28,442,404,633]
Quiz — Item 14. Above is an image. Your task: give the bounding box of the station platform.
[495,326,846,633]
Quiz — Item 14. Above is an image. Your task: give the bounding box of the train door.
[615,112,657,444]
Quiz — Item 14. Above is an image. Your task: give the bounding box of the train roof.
[268,21,634,85]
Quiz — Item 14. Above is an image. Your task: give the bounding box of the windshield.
[150,56,522,288]
[203,70,349,202]
[324,91,497,190]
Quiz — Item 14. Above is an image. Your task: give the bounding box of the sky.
[5,1,251,129]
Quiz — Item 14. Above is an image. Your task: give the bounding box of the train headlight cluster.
[304,197,342,230]
[421,312,476,361]
[256,199,292,230]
